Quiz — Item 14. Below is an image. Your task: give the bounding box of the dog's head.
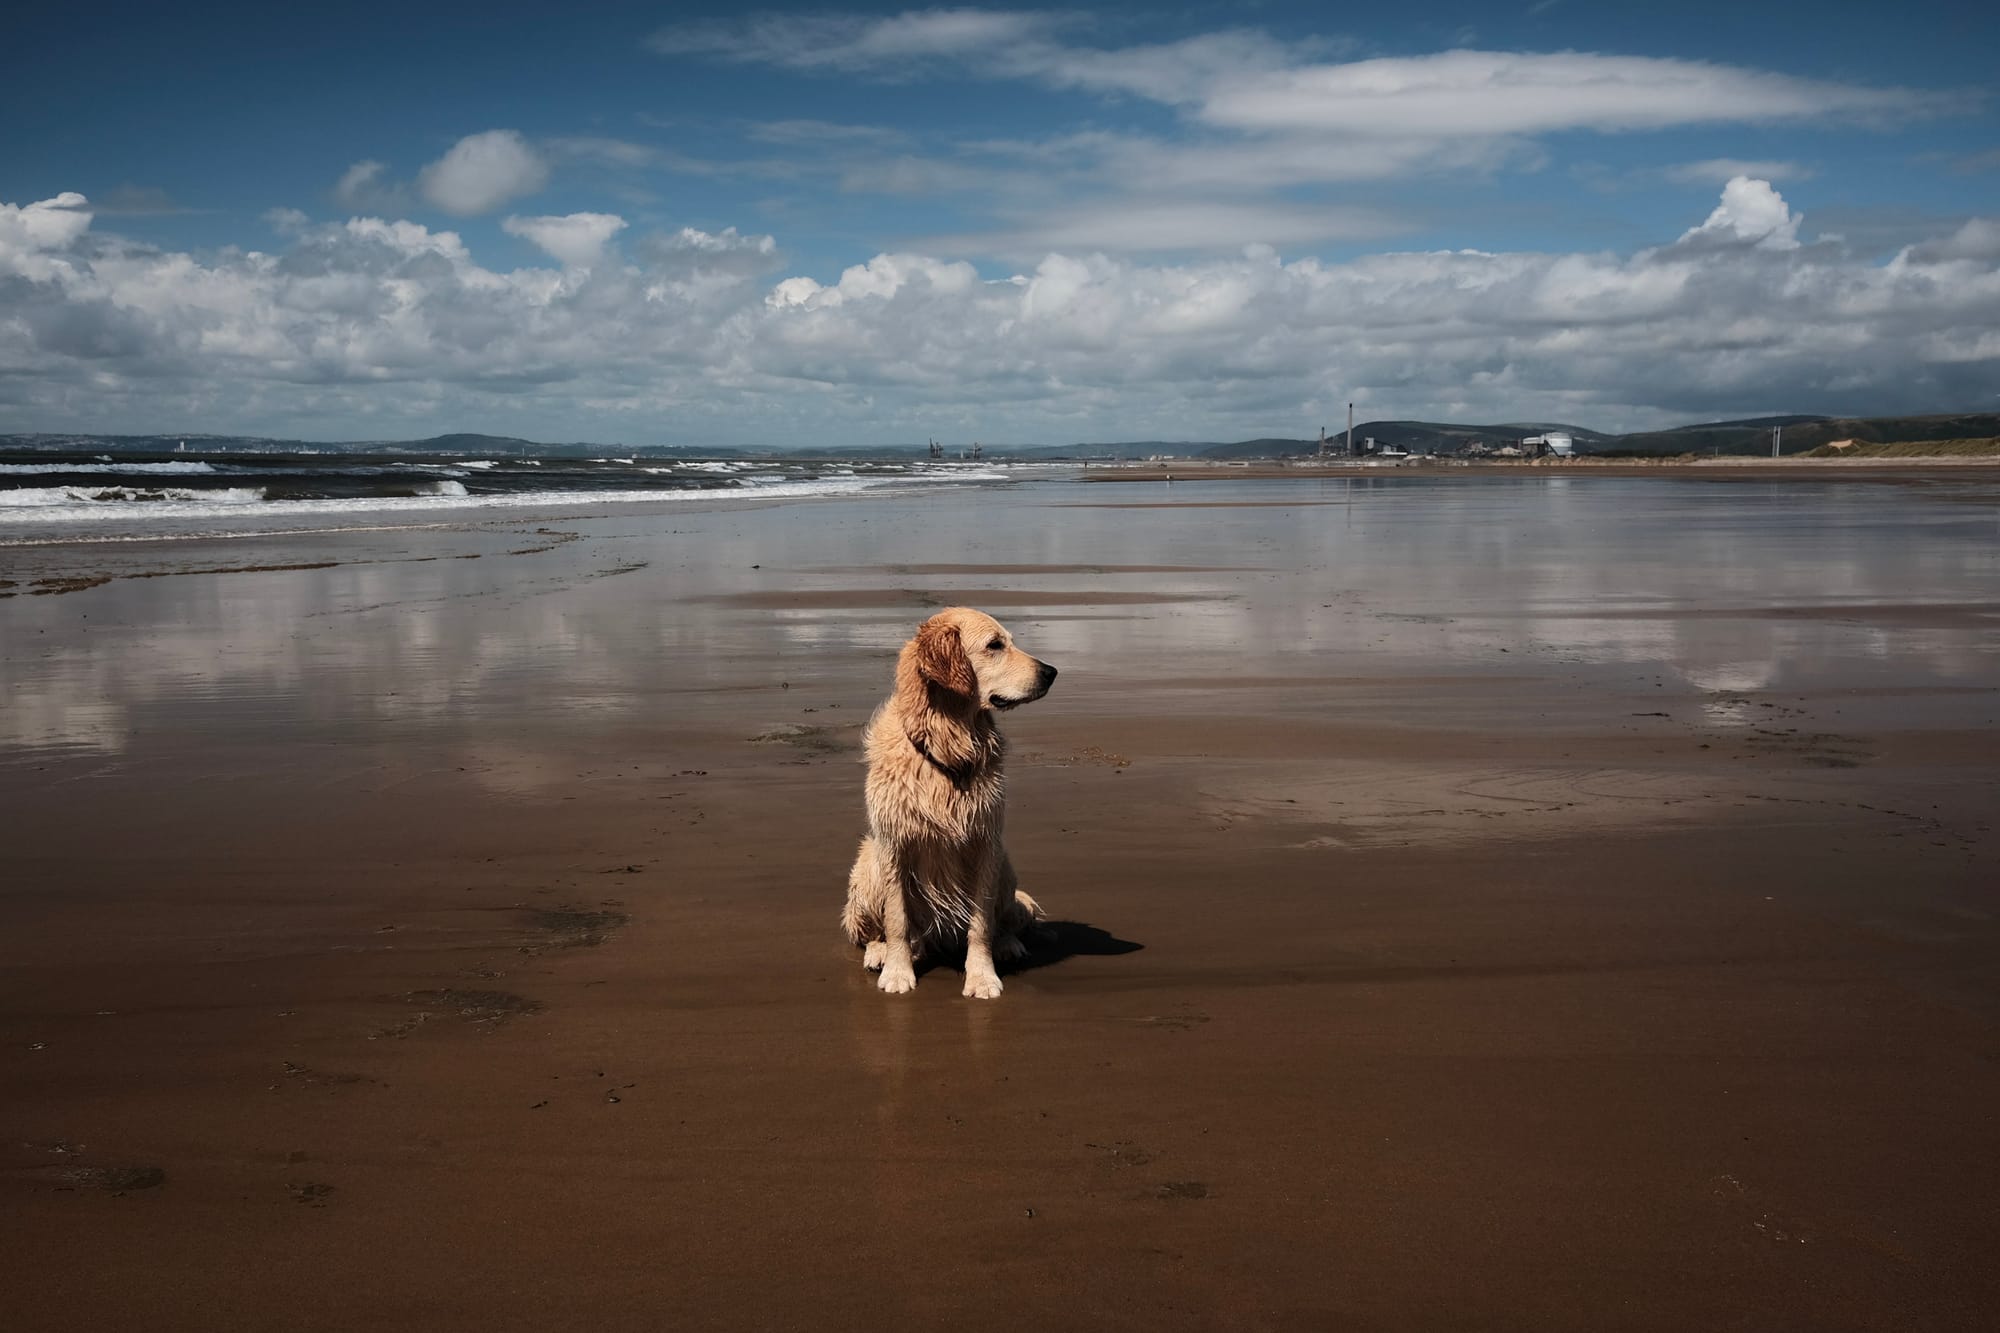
[904,607,1057,712]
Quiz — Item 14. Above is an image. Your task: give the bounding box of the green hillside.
[1800,437,2000,458]
[1603,413,2000,457]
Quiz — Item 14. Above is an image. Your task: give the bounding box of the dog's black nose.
[1037,661,1058,688]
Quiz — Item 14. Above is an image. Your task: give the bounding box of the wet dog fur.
[841,607,1056,998]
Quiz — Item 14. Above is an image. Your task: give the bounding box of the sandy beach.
[4,472,1998,1330]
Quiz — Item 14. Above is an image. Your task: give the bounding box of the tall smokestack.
[1346,402,1354,457]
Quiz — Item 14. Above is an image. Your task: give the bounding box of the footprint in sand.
[1156,1181,1209,1200]
[10,1164,169,1195]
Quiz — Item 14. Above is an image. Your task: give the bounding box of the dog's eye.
[986,638,1004,652]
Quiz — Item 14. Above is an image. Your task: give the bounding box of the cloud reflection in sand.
[2,476,1995,763]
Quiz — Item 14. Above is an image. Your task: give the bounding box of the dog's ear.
[913,617,977,698]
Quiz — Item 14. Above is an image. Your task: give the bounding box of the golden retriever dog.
[841,607,1057,998]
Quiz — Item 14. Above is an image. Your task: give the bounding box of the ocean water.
[0,449,1017,544]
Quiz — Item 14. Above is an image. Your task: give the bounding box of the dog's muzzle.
[992,660,1057,710]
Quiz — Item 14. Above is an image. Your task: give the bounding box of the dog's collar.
[908,731,974,789]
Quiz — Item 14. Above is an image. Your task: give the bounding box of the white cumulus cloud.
[0,192,92,252]
[2,181,1997,446]
[654,225,777,257]
[417,130,550,216]
[0,192,93,283]
[1901,218,2000,264]
[1679,176,1802,250]
[502,212,629,267]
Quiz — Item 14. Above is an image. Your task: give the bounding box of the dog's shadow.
[1001,920,1144,975]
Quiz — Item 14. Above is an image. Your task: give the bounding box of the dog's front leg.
[962,851,1005,1000]
[874,842,918,995]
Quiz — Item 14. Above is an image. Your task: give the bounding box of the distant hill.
[1600,413,2000,457]
[1180,413,2000,459]
[1801,437,2000,458]
[1194,437,1318,459]
[993,441,1202,460]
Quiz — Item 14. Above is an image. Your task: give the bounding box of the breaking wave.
[0,485,267,507]
[0,450,1023,543]
[0,461,220,475]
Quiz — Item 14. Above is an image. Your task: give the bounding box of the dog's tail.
[842,837,883,946]
[1002,887,1045,932]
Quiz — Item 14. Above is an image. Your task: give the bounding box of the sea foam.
[0,461,220,475]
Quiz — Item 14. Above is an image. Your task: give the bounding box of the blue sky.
[3,1,1997,445]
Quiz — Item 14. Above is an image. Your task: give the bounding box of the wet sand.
[4,476,1998,1330]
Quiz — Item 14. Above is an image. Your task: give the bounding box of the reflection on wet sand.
[4,477,1996,760]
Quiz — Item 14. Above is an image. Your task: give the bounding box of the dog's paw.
[878,964,917,995]
[862,941,888,971]
[963,972,1004,1000]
